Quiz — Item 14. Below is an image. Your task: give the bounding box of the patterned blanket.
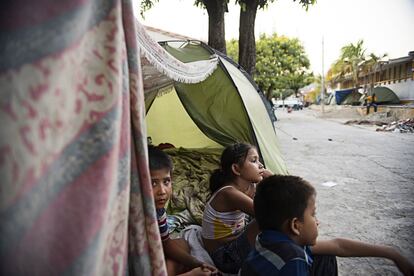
[165,148,222,225]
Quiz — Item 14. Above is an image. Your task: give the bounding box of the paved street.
[274,108,414,275]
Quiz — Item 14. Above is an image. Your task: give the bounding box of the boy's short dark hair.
[254,175,316,232]
[148,145,173,172]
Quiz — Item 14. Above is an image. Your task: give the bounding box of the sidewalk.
[308,104,414,121]
[275,108,414,275]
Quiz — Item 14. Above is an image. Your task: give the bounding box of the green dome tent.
[368,86,400,104]
[145,40,287,175]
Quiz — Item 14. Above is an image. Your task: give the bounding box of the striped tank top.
[202,186,246,240]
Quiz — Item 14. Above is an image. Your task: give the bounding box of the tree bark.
[203,0,227,54]
[238,0,259,76]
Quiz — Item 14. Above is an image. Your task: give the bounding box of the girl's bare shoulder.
[210,186,244,210]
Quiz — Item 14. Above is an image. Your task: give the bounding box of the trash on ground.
[321,181,338,187]
[344,120,386,126]
[376,118,414,133]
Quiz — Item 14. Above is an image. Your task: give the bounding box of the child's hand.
[182,267,210,276]
[183,264,220,276]
[200,263,219,275]
[262,169,273,178]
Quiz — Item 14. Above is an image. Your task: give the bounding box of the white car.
[274,99,303,110]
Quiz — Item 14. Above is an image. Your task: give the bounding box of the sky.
[136,0,414,75]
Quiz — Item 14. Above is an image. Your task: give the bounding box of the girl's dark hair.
[148,145,173,172]
[209,143,255,193]
[254,175,316,232]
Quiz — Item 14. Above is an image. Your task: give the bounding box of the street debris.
[320,181,338,188]
[376,118,414,133]
[344,120,386,126]
[344,118,414,133]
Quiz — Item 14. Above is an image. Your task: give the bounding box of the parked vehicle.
[274,99,303,110]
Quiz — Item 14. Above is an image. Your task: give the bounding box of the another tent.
[341,90,363,105]
[145,40,287,175]
[326,93,337,105]
[369,86,400,104]
[335,88,356,105]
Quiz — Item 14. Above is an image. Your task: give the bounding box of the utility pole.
[321,36,325,114]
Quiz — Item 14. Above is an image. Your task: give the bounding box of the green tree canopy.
[226,38,238,62]
[228,34,313,99]
[329,40,387,88]
[330,40,366,87]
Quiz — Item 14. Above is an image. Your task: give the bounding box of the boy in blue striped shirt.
[240,175,414,275]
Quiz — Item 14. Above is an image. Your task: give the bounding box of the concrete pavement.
[274,108,414,275]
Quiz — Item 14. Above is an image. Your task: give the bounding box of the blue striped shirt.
[240,230,313,276]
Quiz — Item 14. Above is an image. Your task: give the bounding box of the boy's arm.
[163,238,217,272]
[312,238,414,275]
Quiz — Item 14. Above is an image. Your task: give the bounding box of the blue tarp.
[335,88,354,104]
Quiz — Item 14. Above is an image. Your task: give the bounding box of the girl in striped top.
[201,143,271,274]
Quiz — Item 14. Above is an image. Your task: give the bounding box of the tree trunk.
[266,89,272,100]
[204,0,227,54]
[238,0,259,76]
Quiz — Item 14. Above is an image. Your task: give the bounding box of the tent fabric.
[341,90,362,105]
[219,58,286,175]
[161,41,276,125]
[146,89,221,148]
[175,65,256,147]
[370,86,400,104]
[151,41,287,175]
[0,1,166,275]
[163,42,213,62]
[327,93,337,105]
[137,21,219,87]
[335,88,355,105]
[216,51,277,126]
[149,42,255,148]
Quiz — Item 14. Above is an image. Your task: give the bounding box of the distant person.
[240,175,414,276]
[366,93,378,114]
[148,145,218,276]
